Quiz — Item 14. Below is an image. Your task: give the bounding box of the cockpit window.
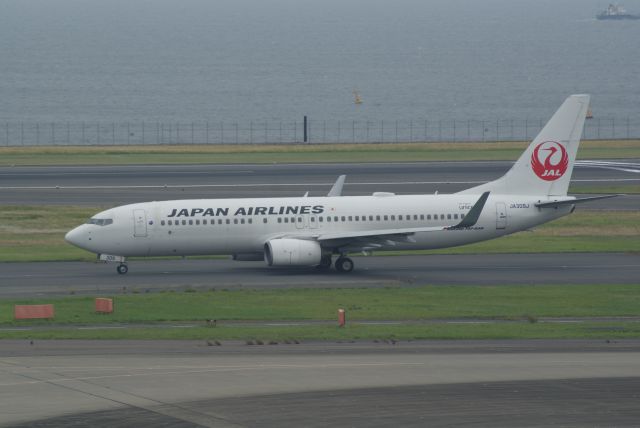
[86,218,113,226]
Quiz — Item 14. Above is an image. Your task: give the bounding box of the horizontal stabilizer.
[535,194,620,208]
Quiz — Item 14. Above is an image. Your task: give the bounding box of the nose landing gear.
[116,264,128,275]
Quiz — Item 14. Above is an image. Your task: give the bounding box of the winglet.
[328,175,346,197]
[448,191,490,229]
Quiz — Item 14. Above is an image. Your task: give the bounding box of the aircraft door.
[133,209,148,237]
[295,215,305,229]
[495,202,507,230]
[308,215,318,229]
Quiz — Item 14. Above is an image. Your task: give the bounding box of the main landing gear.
[317,255,355,273]
[335,256,354,273]
[116,263,128,275]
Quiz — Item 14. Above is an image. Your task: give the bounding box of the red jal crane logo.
[531,141,568,181]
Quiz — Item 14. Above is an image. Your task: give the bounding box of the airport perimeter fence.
[1,116,639,146]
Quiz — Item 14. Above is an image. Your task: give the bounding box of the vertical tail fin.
[459,94,590,196]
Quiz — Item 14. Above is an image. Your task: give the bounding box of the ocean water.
[0,0,639,124]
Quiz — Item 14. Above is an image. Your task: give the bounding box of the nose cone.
[65,226,86,249]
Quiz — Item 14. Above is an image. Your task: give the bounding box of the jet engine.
[264,239,322,266]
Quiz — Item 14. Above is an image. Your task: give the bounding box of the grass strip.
[2,322,639,341]
[2,284,639,325]
[1,140,638,166]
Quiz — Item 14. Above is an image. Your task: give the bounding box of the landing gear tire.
[317,255,332,269]
[117,264,128,275]
[335,257,354,273]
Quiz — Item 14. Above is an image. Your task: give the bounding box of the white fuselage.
[65,193,571,258]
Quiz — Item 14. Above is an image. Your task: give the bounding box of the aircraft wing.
[277,192,490,250]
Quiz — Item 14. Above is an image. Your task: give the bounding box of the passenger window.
[461,214,465,219]
[341,216,346,222]
[447,214,451,220]
[182,220,187,225]
[454,214,459,219]
[278,218,282,223]
[284,218,289,223]
[161,220,165,226]
[334,216,339,222]
[226,219,230,224]
[348,216,352,221]
[263,218,267,223]
[196,220,200,225]
[440,214,445,220]
[326,216,331,222]
[390,215,395,221]
[188,220,193,225]
[203,219,207,225]
[427,215,431,220]
[420,215,424,220]
[234,219,238,224]
[248,219,252,224]
[369,215,374,221]
[398,215,403,221]
[297,217,302,223]
[168,220,172,225]
[218,219,223,225]
[241,219,245,224]
[384,215,388,221]
[354,216,359,221]
[376,215,381,221]
[319,217,323,222]
[310,217,315,222]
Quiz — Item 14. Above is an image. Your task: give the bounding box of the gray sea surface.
[1,0,639,123]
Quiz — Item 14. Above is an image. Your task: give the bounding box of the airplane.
[65,94,616,274]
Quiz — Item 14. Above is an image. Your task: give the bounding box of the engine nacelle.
[264,239,322,266]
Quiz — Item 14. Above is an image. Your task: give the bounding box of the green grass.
[2,284,639,325]
[569,184,640,195]
[1,140,638,165]
[1,206,638,262]
[1,284,639,340]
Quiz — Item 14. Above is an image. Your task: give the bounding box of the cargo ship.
[597,4,640,20]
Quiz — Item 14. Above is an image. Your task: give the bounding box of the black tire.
[317,255,332,269]
[117,264,128,275]
[335,257,354,273]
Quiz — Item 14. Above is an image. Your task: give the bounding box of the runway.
[1,340,639,427]
[1,160,639,208]
[1,253,638,297]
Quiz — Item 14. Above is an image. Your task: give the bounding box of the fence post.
[424,119,428,142]
[395,120,398,143]
[612,118,615,139]
[409,119,413,142]
[352,120,355,143]
[303,115,308,143]
[323,120,327,143]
